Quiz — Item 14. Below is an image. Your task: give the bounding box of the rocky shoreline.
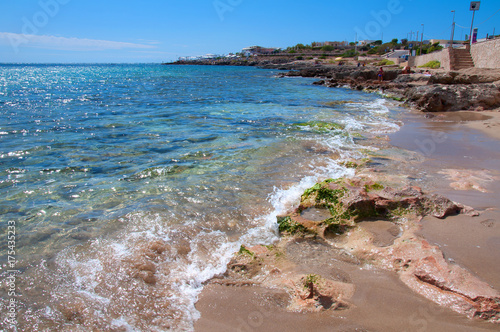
[192,61,500,330]
[277,64,500,113]
[168,58,500,113]
[206,174,499,323]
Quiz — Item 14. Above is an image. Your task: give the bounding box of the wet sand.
[463,110,500,140]
[196,274,496,332]
[391,109,500,294]
[194,109,500,331]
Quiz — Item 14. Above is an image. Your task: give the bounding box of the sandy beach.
[194,104,500,331]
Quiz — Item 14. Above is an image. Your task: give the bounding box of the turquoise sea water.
[0,64,402,331]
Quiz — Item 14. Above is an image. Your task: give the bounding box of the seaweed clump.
[277,177,463,238]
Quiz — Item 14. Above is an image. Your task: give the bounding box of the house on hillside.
[242,46,281,56]
[312,41,349,48]
[202,54,218,59]
[324,41,348,47]
[358,40,377,46]
[315,41,347,47]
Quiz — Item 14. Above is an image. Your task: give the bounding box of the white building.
[242,46,280,56]
[358,40,377,46]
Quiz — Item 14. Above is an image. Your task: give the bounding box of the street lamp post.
[469,2,481,45]
[420,24,424,55]
[450,10,456,48]
[355,32,357,55]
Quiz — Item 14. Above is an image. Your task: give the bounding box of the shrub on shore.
[418,60,440,69]
[375,59,395,66]
[341,49,359,58]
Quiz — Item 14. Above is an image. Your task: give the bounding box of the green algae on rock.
[293,121,345,133]
[238,245,256,259]
[277,177,465,238]
[277,216,313,235]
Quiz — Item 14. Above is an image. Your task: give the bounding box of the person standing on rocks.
[378,67,384,82]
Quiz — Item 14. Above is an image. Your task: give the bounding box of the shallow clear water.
[0,64,402,331]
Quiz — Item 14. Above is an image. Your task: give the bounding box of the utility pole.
[450,10,456,48]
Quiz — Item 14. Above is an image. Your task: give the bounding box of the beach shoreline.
[3,63,499,331]
[193,65,500,331]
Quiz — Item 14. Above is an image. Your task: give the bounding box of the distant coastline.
[166,55,500,114]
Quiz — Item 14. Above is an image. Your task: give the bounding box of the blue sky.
[0,0,498,63]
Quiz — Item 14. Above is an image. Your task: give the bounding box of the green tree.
[426,43,443,53]
[376,43,394,55]
[321,45,335,52]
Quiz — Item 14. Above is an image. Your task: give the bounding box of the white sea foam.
[241,155,356,247]
[50,214,242,331]
[341,98,402,134]
[342,117,365,131]
[365,98,391,114]
[169,233,240,325]
[111,317,136,332]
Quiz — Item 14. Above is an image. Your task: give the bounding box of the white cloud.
[0,32,157,52]
[136,39,162,45]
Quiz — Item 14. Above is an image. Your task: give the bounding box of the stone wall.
[470,38,500,69]
[408,49,451,70]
